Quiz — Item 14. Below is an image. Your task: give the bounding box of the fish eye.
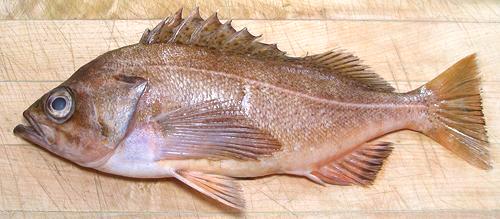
[51,97,67,110]
[45,87,75,123]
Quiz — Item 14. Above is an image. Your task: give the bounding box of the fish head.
[14,56,148,168]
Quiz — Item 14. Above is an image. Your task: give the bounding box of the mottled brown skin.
[154,43,423,175]
[14,53,148,168]
[17,43,426,177]
[13,8,490,209]
[13,36,491,209]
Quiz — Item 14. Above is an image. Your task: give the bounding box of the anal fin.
[310,141,393,186]
[173,170,245,209]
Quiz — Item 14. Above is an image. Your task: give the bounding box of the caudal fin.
[419,54,491,169]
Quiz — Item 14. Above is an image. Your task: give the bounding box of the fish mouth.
[13,112,49,147]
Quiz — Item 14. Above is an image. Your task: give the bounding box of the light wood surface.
[1,0,499,22]
[0,1,499,218]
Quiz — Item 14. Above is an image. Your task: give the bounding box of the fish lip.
[14,112,49,147]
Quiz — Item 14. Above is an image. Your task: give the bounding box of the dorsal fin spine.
[190,12,217,43]
[151,9,183,44]
[223,28,257,53]
[168,8,202,44]
[141,8,394,92]
[139,29,151,44]
[146,18,166,44]
[191,13,222,46]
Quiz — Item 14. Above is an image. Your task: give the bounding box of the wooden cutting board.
[0,1,499,218]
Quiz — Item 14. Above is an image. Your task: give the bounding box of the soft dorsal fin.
[308,141,394,186]
[140,8,394,92]
[299,51,395,92]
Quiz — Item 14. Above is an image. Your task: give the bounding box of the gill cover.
[49,62,148,166]
[89,74,148,150]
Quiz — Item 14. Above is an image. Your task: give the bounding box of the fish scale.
[14,8,490,210]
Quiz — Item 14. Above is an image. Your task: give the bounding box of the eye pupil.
[51,97,67,111]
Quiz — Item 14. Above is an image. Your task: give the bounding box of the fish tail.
[417,54,491,169]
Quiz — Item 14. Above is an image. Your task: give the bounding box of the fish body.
[94,43,418,178]
[14,8,491,209]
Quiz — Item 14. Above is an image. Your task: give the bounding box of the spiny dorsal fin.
[141,7,288,61]
[140,8,393,92]
[190,13,222,46]
[310,141,394,186]
[140,9,184,44]
[169,8,204,44]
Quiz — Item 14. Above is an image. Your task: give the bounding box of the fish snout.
[14,111,53,147]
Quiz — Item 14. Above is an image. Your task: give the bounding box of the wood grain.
[0,0,499,22]
[1,1,499,218]
[2,20,500,82]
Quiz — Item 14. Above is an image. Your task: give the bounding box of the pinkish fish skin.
[14,8,490,209]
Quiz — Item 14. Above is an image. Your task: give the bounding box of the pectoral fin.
[173,170,245,209]
[153,99,282,161]
[309,141,393,186]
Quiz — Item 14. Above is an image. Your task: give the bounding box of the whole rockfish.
[14,8,491,209]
